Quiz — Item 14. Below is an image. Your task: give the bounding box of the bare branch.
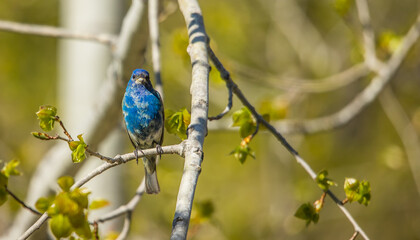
[208,47,233,120]
[209,46,371,239]
[355,0,383,71]
[379,87,420,196]
[5,187,42,216]
[0,20,117,47]
[149,0,164,97]
[171,0,210,239]
[275,13,420,135]
[233,61,370,93]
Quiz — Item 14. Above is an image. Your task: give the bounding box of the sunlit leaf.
[50,214,72,239]
[1,159,21,178]
[57,176,74,192]
[230,142,255,164]
[232,107,257,138]
[89,199,110,210]
[54,192,79,215]
[344,178,371,206]
[36,105,57,131]
[316,170,337,191]
[31,132,51,140]
[294,202,319,226]
[69,188,90,210]
[35,196,54,213]
[165,108,190,140]
[68,134,87,163]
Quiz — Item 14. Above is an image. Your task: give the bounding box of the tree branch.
[5,187,42,216]
[149,0,164,97]
[208,47,371,240]
[0,20,117,47]
[171,0,210,239]
[274,13,420,135]
[379,87,420,195]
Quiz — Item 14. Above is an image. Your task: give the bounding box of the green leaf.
[57,176,74,192]
[35,196,54,213]
[74,219,92,239]
[68,134,87,163]
[54,192,79,215]
[89,199,110,210]
[230,142,255,164]
[344,178,371,206]
[165,108,191,140]
[232,107,257,138]
[36,105,57,131]
[1,159,21,178]
[0,186,7,206]
[31,132,51,140]
[50,214,73,239]
[316,170,337,191]
[294,202,319,226]
[69,188,90,210]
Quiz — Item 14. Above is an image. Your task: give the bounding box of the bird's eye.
[132,75,135,79]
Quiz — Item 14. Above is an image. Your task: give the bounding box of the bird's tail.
[143,156,160,194]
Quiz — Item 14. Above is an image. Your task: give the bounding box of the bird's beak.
[135,77,145,84]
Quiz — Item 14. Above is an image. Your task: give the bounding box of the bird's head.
[131,69,152,87]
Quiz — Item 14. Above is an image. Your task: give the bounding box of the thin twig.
[355,0,383,71]
[379,87,420,196]
[350,231,360,240]
[208,48,234,120]
[5,187,42,216]
[54,116,73,141]
[149,0,164,97]
[0,20,117,47]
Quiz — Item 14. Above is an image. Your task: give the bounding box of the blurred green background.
[1,0,420,239]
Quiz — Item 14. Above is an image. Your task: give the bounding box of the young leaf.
[69,188,90,210]
[35,196,54,213]
[344,178,371,206]
[31,132,51,140]
[232,107,257,138]
[230,142,255,164]
[165,108,191,140]
[36,105,57,131]
[89,199,110,210]
[294,202,319,226]
[1,159,21,178]
[57,176,74,192]
[316,170,337,191]
[50,214,73,239]
[68,134,87,163]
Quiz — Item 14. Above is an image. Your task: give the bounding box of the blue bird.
[122,69,164,194]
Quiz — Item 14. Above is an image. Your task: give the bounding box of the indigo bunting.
[122,69,164,194]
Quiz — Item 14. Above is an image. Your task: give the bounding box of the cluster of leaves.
[344,178,371,206]
[35,176,109,239]
[165,108,191,140]
[0,160,21,206]
[33,105,88,163]
[295,171,371,226]
[230,107,258,164]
